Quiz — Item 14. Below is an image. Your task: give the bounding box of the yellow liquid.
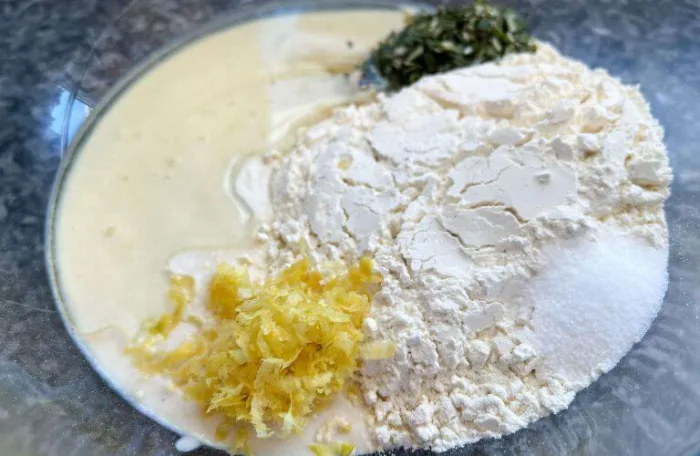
[53,9,404,455]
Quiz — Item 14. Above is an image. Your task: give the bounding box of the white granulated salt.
[525,231,669,388]
[242,42,671,452]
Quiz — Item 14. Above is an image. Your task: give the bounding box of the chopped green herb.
[364,0,536,90]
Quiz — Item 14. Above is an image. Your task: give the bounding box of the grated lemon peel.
[309,442,356,456]
[360,340,397,360]
[151,274,195,337]
[127,256,383,444]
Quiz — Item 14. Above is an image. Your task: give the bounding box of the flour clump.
[257,43,671,452]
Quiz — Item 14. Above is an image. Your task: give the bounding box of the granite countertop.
[1,1,700,455]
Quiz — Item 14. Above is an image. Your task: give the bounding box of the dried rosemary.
[364,0,536,91]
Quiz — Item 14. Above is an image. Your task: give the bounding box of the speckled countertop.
[1,1,700,455]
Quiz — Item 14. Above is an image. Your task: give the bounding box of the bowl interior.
[37,0,700,455]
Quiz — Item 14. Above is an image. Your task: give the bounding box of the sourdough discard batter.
[53,10,405,454]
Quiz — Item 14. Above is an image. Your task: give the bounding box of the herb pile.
[365,0,536,90]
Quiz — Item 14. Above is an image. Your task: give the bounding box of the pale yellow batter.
[51,10,404,454]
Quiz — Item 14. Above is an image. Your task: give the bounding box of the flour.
[249,43,671,452]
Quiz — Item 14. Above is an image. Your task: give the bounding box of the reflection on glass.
[49,88,92,155]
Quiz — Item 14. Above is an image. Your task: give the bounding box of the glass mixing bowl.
[27,0,700,455]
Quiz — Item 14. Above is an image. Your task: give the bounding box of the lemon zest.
[128,257,381,440]
[309,442,356,456]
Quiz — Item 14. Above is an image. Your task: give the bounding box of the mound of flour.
[255,43,671,451]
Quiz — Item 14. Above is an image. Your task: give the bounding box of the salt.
[526,229,669,387]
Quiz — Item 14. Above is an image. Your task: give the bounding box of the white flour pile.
[252,43,671,451]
